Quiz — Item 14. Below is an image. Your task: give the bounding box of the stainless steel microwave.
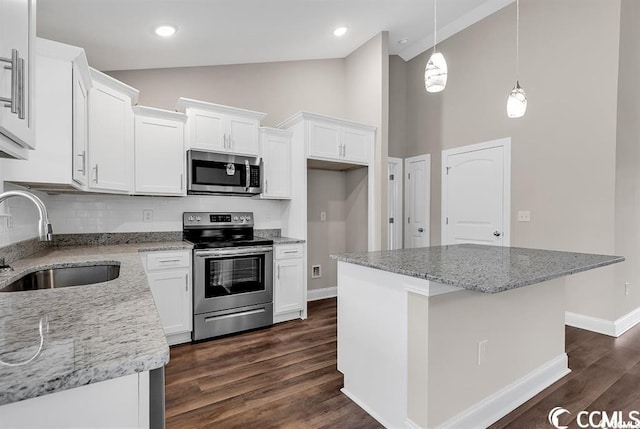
[187,150,263,195]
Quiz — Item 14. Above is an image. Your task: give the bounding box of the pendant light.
[507,0,527,118]
[424,0,447,93]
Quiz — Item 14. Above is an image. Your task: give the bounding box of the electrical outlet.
[478,340,488,365]
[312,265,322,279]
[143,210,153,223]
[320,211,327,221]
[517,211,531,222]
[625,282,630,296]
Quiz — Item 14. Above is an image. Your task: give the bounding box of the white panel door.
[88,81,134,193]
[227,114,259,156]
[0,0,35,150]
[190,108,225,152]
[261,131,291,199]
[274,258,304,315]
[72,63,89,187]
[442,140,510,246]
[308,120,340,160]
[404,155,431,248]
[387,157,403,250]
[134,116,185,195]
[341,127,369,164]
[147,270,191,336]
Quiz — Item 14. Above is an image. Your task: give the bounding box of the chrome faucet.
[0,190,53,241]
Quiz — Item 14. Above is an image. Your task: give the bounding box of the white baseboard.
[307,286,337,301]
[341,388,393,429]
[565,306,640,337]
[436,354,570,429]
[166,331,192,346]
[405,417,422,429]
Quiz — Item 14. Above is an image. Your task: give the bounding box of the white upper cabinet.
[279,112,375,166]
[0,0,36,159]
[259,127,291,200]
[133,106,186,196]
[88,68,139,193]
[176,97,266,157]
[72,61,90,187]
[2,39,92,191]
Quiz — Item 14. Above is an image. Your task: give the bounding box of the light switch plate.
[320,211,327,221]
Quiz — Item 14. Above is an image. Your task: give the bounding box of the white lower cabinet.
[274,243,306,323]
[141,250,192,345]
[0,372,150,428]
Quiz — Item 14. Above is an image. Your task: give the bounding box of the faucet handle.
[0,258,13,273]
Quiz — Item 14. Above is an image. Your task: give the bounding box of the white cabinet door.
[189,108,225,152]
[274,258,304,315]
[341,127,369,164]
[227,114,259,156]
[147,270,191,336]
[308,120,340,160]
[261,130,291,199]
[0,0,35,155]
[72,63,89,187]
[88,81,134,193]
[134,115,185,195]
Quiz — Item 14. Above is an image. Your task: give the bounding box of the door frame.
[387,157,404,250]
[404,154,431,248]
[441,138,511,246]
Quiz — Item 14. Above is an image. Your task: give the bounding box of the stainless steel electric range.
[183,212,274,341]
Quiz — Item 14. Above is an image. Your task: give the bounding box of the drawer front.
[146,251,191,271]
[275,244,303,260]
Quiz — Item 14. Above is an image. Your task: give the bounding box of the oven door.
[193,246,273,314]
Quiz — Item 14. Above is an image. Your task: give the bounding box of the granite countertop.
[268,236,305,245]
[0,240,192,406]
[332,244,624,294]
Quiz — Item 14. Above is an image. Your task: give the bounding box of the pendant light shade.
[425,0,447,93]
[507,81,527,118]
[425,51,448,93]
[507,0,526,118]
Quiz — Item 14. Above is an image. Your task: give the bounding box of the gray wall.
[394,0,621,319]
[108,59,347,127]
[614,0,640,318]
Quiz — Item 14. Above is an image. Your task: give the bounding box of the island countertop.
[332,244,624,294]
[0,241,192,406]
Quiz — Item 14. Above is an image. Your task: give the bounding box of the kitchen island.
[332,244,623,429]
[0,240,191,428]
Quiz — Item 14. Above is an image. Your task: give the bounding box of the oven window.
[193,160,245,187]
[204,255,264,298]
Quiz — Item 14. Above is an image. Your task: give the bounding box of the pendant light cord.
[516,0,520,79]
[433,0,437,53]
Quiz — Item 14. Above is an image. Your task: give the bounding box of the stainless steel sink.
[0,264,121,292]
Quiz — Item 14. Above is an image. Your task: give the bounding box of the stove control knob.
[240,216,246,222]
[233,216,239,222]
[187,216,194,222]
[246,216,251,222]
[195,216,201,222]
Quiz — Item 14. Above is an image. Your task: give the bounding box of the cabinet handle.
[185,273,189,292]
[158,259,181,263]
[0,49,25,119]
[342,143,346,158]
[77,151,86,174]
[93,164,99,183]
[277,264,280,279]
[265,179,268,194]
[283,250,298,254]
[180,173,184,191]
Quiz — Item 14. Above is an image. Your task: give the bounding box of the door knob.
[493,231,501,237]
[418,228,424,232]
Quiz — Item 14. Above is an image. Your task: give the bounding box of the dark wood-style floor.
[165,298,640,428]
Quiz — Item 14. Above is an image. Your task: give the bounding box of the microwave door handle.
[245,160,250,191]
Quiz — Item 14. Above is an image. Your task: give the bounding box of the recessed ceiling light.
[398,38,409,45]
[333,27,348,37]
[155,25,177,37]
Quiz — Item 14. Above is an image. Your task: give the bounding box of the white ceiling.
[37,0,515,72]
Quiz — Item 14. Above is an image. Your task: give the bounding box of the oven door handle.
[194,246,273,257]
